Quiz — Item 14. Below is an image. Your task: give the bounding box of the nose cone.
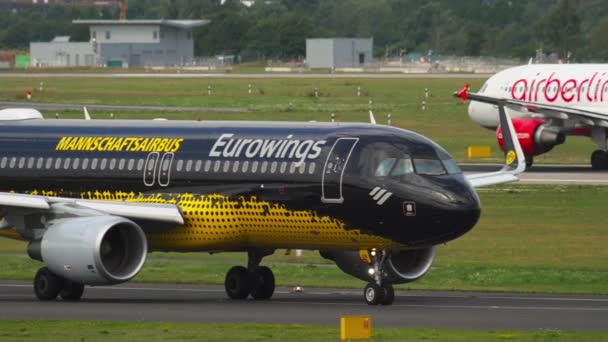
[402,175,481,247]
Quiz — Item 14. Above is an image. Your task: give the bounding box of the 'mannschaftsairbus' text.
[56,136,183,153]
[210,134,326,163]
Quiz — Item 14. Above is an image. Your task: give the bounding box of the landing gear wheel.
[59,281,85,301]
[33,267,61,301]
[364,282,384,305]
[225,266,251,300]
[591,150,608,170]
[379,284,395,306]
[250,266,275,300]
[525,155,534,169]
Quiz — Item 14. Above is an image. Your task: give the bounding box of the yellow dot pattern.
[22,189,400,251]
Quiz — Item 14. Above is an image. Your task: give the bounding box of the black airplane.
[0,104,524,305]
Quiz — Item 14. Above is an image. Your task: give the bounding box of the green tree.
[537,0,581,59]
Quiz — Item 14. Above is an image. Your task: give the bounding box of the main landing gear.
[33,267,85,301]
[224,250,275,300]
[591,150,608,170]
[363,249,395,306]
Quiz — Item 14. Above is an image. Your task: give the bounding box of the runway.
[0,281,607,331]
[461,163,608,185]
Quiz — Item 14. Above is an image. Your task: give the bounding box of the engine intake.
[30,216,147,285]
[321,247,435,284]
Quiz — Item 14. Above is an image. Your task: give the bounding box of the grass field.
[0,76,598,163]
[2,185,607,294]
[0,320,606,342]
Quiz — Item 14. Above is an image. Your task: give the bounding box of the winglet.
[465,101,526,187]
[369,110,377,125]
[456,83,470,102]
[497,101,526,175]
[83,107,91,120]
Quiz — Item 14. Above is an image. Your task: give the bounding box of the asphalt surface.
[0,101,247,113]
[462,163,608,185]
[0,281,606,331]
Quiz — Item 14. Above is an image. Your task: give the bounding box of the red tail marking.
[457,83,470,102]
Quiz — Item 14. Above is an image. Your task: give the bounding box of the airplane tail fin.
[456,83,470,102]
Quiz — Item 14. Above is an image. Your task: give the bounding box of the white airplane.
[458,64,608,169]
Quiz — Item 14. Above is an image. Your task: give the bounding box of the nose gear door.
[321,137,359,204]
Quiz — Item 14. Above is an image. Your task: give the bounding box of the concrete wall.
[95,26,195,67]
[306,38,373,68]
[333,38,372,68]
[90,25,160,44]
[30,42,94,67]
[306,39,333,68]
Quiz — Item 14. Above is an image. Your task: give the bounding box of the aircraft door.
[158,152,174,187]
[321,138,359,204]
[143,152,159,186]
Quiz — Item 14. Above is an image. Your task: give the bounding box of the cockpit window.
[413,159,446,175]
[441,159,461,174]
[374,158,396,177]
[480,82,488,93]
[374,156,417,177]
[392,158,414,176]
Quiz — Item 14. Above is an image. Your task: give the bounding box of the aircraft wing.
[0,192,184,225]
[458,90,608,127]
[455,88,526,188]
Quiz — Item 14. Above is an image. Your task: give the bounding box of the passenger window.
[176,159,184,171]
[195,160,202,172]
[375,158,396,177]
[128,159,135,171]
[63,158,71,169]
[392,158,414,176]
[73,158,80,169]
[54,158,61,169]
[308,162,316,174]
[18,157,25,169]
[82,158,89,170]
[36,157,43,169]
[1,157,7,168]
[186,160,193,172]
[91,158,98,170]
[414,159,446,176]
[118,159,125,170]
[27,157,34,169]
[45,158,53,169]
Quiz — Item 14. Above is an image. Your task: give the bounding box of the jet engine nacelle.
[28,216,147,285]
[497,118,565,156]
[321,247,435,284]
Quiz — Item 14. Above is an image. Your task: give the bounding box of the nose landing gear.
[224,250,275,301]
[363,249,395,306]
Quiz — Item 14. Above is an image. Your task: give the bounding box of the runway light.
[368,268,375,275]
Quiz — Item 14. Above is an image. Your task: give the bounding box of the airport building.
[305,38,373,69]
[30,19,209,67]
